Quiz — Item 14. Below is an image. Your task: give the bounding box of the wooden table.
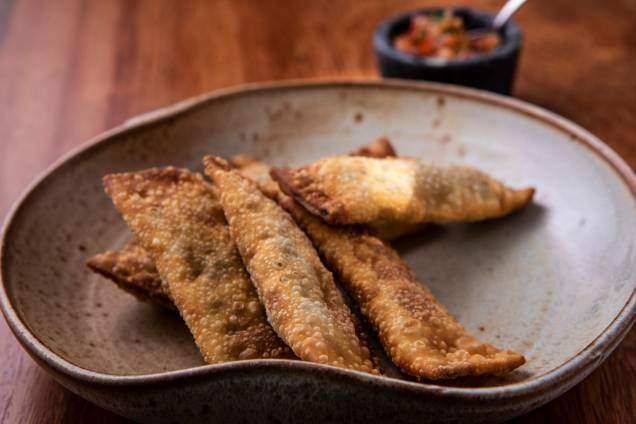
[1,0,634,422]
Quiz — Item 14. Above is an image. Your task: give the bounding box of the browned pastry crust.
[85,139,402,310]
[228,155,524,378]
[204,156,378,374]
[271,189,526,380]
[348,137,397,158]
[230,155,385,372]
[272,137,398,229]
[273,165,347,222]
[103,167,294,363]
[86,240,174,310]
[271,156,535,226]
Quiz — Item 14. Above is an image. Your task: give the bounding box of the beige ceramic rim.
[1,79,635,399]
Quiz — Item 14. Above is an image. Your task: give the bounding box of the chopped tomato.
[417,36,437,56]
[393,11,501,59]
[470,33,501,52]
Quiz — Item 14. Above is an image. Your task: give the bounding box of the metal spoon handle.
[492,0,528,30]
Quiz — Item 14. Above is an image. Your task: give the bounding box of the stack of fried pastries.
[87,138,533,380]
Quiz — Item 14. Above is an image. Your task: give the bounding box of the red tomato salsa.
[393,11,501,59]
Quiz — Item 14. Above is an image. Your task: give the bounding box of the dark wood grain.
[1,0,634,422]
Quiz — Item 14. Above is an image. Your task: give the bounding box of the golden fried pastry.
[204,156,378,374]
[228,155,523,378]
[230,138,397,183]
[85,157,281,312]
[103,167,294,363]
[271,189,526,380]
[86,239,174,310]
[231,139,415,240]
[271,156,534,226]
[230,155,385,372]
[86,139,402,310]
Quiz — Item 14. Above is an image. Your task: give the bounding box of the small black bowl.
[373,7,522,95]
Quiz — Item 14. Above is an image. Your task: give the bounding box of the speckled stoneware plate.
[2,81,636,423]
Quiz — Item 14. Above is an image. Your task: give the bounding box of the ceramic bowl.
[374,8,522,94]
[1,81,635,423]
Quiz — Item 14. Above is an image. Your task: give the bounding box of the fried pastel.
[272,190,526,380]
[232,138,415,240]
[271,156,534,226]
[231,156,523,378]
[85,140,401,311]
[103,167,293,363]
[204,156,378,374]
[230,155,387,372]
[229,137,397,183]
[86,240,174,310]
[85,157,277,312]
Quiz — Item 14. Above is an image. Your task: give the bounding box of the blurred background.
[0,0,634,422]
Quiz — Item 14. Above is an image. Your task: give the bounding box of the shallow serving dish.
[1,80,635,423]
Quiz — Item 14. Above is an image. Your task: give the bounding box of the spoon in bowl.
[469,0,529,39]
[493,0,529,30]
